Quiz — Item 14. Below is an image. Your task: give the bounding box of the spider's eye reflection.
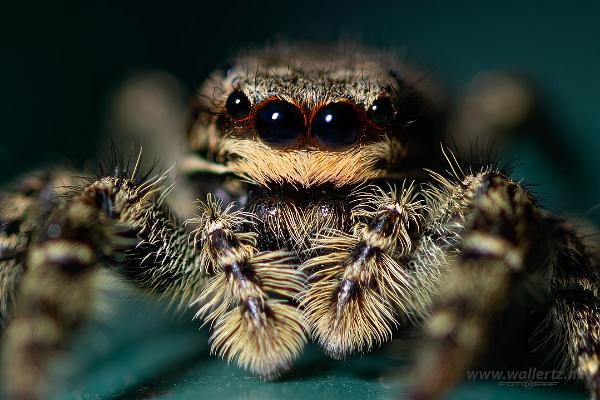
[313,102,361,149]
[255,100,305,147]
[225,90,251,119]
[367,97,393,125]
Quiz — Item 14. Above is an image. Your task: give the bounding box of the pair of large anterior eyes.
[225,90,393,149]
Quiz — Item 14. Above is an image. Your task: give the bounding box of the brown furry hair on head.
[186,43,442,188]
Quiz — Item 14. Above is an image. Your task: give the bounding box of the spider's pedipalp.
[301,183,422,358]
[189,195,307,379]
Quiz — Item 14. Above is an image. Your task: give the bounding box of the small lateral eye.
[367,97,393,125]
[225,90,251,119]
[313,102,361,150]
[255,100,305,147]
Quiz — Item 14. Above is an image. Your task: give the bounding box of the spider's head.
[186,44,443,188]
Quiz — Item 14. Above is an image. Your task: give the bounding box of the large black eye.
[255,100,305,147]
[367,97,393,125]
[225,90,251,119]
[313,102,361,149]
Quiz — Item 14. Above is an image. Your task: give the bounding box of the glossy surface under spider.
[0,44,598,400]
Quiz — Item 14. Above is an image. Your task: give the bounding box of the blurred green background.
[2,1,600,221]
[1,1,599,399]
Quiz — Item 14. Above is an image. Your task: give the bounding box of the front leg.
[1,169,204,400]
[550,221,600,398]
[409,170,582,399]
[0,174,51,325]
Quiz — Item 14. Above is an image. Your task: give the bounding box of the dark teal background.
[1,1,599,399]
[2,1,600,221]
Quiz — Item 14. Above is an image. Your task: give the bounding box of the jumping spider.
[0,44,598,399]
